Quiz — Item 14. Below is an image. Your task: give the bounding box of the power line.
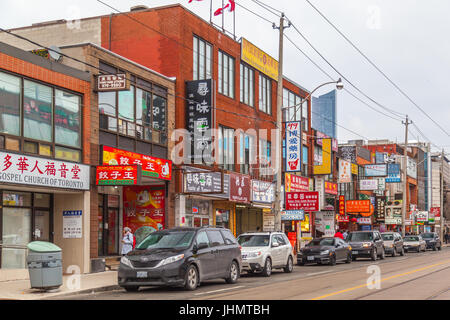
[303,0,450,137]
[247,0,282,17]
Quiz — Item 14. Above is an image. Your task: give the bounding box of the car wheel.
[392,247,397,257]
[438,245,442,251]
[371,248,377,261]
[184,264,199,291]
[400,247,405,256]
[329,254,336,266]
[380,248,385,260]
[261,258,272,277]
[124,286,139,292]
[284,256,294,273]
[352,256,357,261]
[346,252,351,263]
[225,261,239,284]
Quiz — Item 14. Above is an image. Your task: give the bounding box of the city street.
[54,247,450,300]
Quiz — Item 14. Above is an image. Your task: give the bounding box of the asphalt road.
[54,247,450,300]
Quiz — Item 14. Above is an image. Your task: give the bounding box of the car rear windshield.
[382,234,394,241]
[136,231,195,250]
[404,236,419,241]
[308,238,335,246]
[347,233,374,241]
[420,233,434,239]
[237,235,270,247]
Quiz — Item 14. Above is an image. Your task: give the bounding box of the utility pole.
[273,14,289,232]
[402,115,412,237]
[441,148,444,241]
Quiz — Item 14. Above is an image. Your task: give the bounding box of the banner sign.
[96,73,128,91]
[339,159,352,183]
[285,121,302,172]
[385,204,402,224]
[313,138,332,175]
[251,180,275,203]
[102,145,172,181]
[324,181,338,195]
[229,173,251,203]
[241,38,278,81]
[186,79,214,163]
[386,163,401,183]
[285,173,312,192]
[96,165,141,186]
[364,164,387,177]
[285,191,319,212]
[0,151,89,190]
[346,200,371,213]
[360,179,378,190]
[339,195,346,215]
[281,210,305,221]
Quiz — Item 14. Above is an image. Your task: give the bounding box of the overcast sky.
[1,0,449,153]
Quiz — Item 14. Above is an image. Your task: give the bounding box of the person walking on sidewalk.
[121,227,134,256]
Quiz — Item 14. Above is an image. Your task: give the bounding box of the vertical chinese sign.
[186,79,214,164]
[123,186,165,233]
[285,121,302,172]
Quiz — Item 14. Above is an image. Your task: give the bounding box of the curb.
[40,284,122,300]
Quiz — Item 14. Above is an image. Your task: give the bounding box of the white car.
[403,235,426,252]
[237,232,294,277]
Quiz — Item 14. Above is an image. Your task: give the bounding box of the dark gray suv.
[118,226,242,291]
[346,230,385,261]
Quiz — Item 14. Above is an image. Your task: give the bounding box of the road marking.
[311,259,450,300]
[306,271,333,276]
[194,286,245,296]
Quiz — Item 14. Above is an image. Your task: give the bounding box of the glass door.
[33,210,50,241]
[107,208,119,255]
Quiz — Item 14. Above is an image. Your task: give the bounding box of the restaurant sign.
[285,191,319,212]
[96,165,141,186]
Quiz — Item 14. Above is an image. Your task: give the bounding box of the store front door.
[98,194,120,256]
[236,207,262,236]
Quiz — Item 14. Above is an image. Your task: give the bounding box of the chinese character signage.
[285,121,302,172]
[386,163,401,183]
[63,210,82,238]
[430,207,441,218]
[339,159,352,183]
[416,211,428,223]
[102,145,172,181]
[0,151,89,190]
[229,173,251,203]
[184,170,229,196]
[359,179,378,190]
[123,186,165,232]
[339,146,356,163]
[346,200,371,214]
[281,210,305,221]
[357,217,372,225]
[337,215,349,223]
[251,180,275,203]
[96,165,141,186]
[285,173,312,192]
[316,131,338,152]
[96,73,128,91]
[339,195,346,215]
[375,196,386,222]
[241,38,278,81]
[285,191,319,212]
[324,181,338,195]
[364,164,387,177]
[186,79,214,163]
[313,138,332,175]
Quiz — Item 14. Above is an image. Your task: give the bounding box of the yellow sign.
[314,138,332,175]
[241,38,278,81]
[351,163,358,175]
[301,213,310,232]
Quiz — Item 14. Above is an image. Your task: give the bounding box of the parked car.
[297,237,352,266]
[346,230,385,261]
[118,226,242,291]
[381,232,405,257]
[237,232,294,277]
[403,235,426,252]
[420,232,442,251]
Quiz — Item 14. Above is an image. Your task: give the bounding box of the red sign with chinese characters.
[324,181,338,195]
[336,215,349,223]
[285,191,319,212]
[229,173,251,203]
[102,145,172,181]
[339,195,346,215]
[430,207,441,217]
[96,165,141,186]
[285,173,311,192]
[346,200,371,214]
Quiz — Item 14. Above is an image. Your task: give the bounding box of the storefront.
[229,173,252,236]
[249,179,275,234]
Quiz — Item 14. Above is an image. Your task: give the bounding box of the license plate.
[352,251,358,255]
[307,256,315,261]
[136,271,148,278]
[241,254,247,259]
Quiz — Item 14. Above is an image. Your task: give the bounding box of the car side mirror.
[194,243,208,252]
[272,242,279,248]
[335,244,339,248]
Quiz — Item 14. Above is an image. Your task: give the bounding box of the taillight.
[239,246,242,251]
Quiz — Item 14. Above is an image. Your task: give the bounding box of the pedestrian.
[342,229,348,240]
[445,232,449,244]
[121,227,134,256]
[334,229,344,240]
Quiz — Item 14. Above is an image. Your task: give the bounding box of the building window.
[218,50,235,99]
[0,71,82,161]
[193,35,212,81]
[240,133,255,174]
[259,139,271,176]
[259,74,271,114]
[218,125,235,171]
[240,63,254,106]
[283,88,307,131]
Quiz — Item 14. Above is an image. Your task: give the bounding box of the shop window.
[0,71,21,136]
[55,145,81,162]
[3,191,32,206]
[215,209,230,229]
[34,193,51,207]
[55,89,81,148]
[23,80,52,143]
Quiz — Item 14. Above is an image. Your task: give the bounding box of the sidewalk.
[0,271,119,300]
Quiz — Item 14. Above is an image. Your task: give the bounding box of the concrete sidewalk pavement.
[0,271,119,300]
